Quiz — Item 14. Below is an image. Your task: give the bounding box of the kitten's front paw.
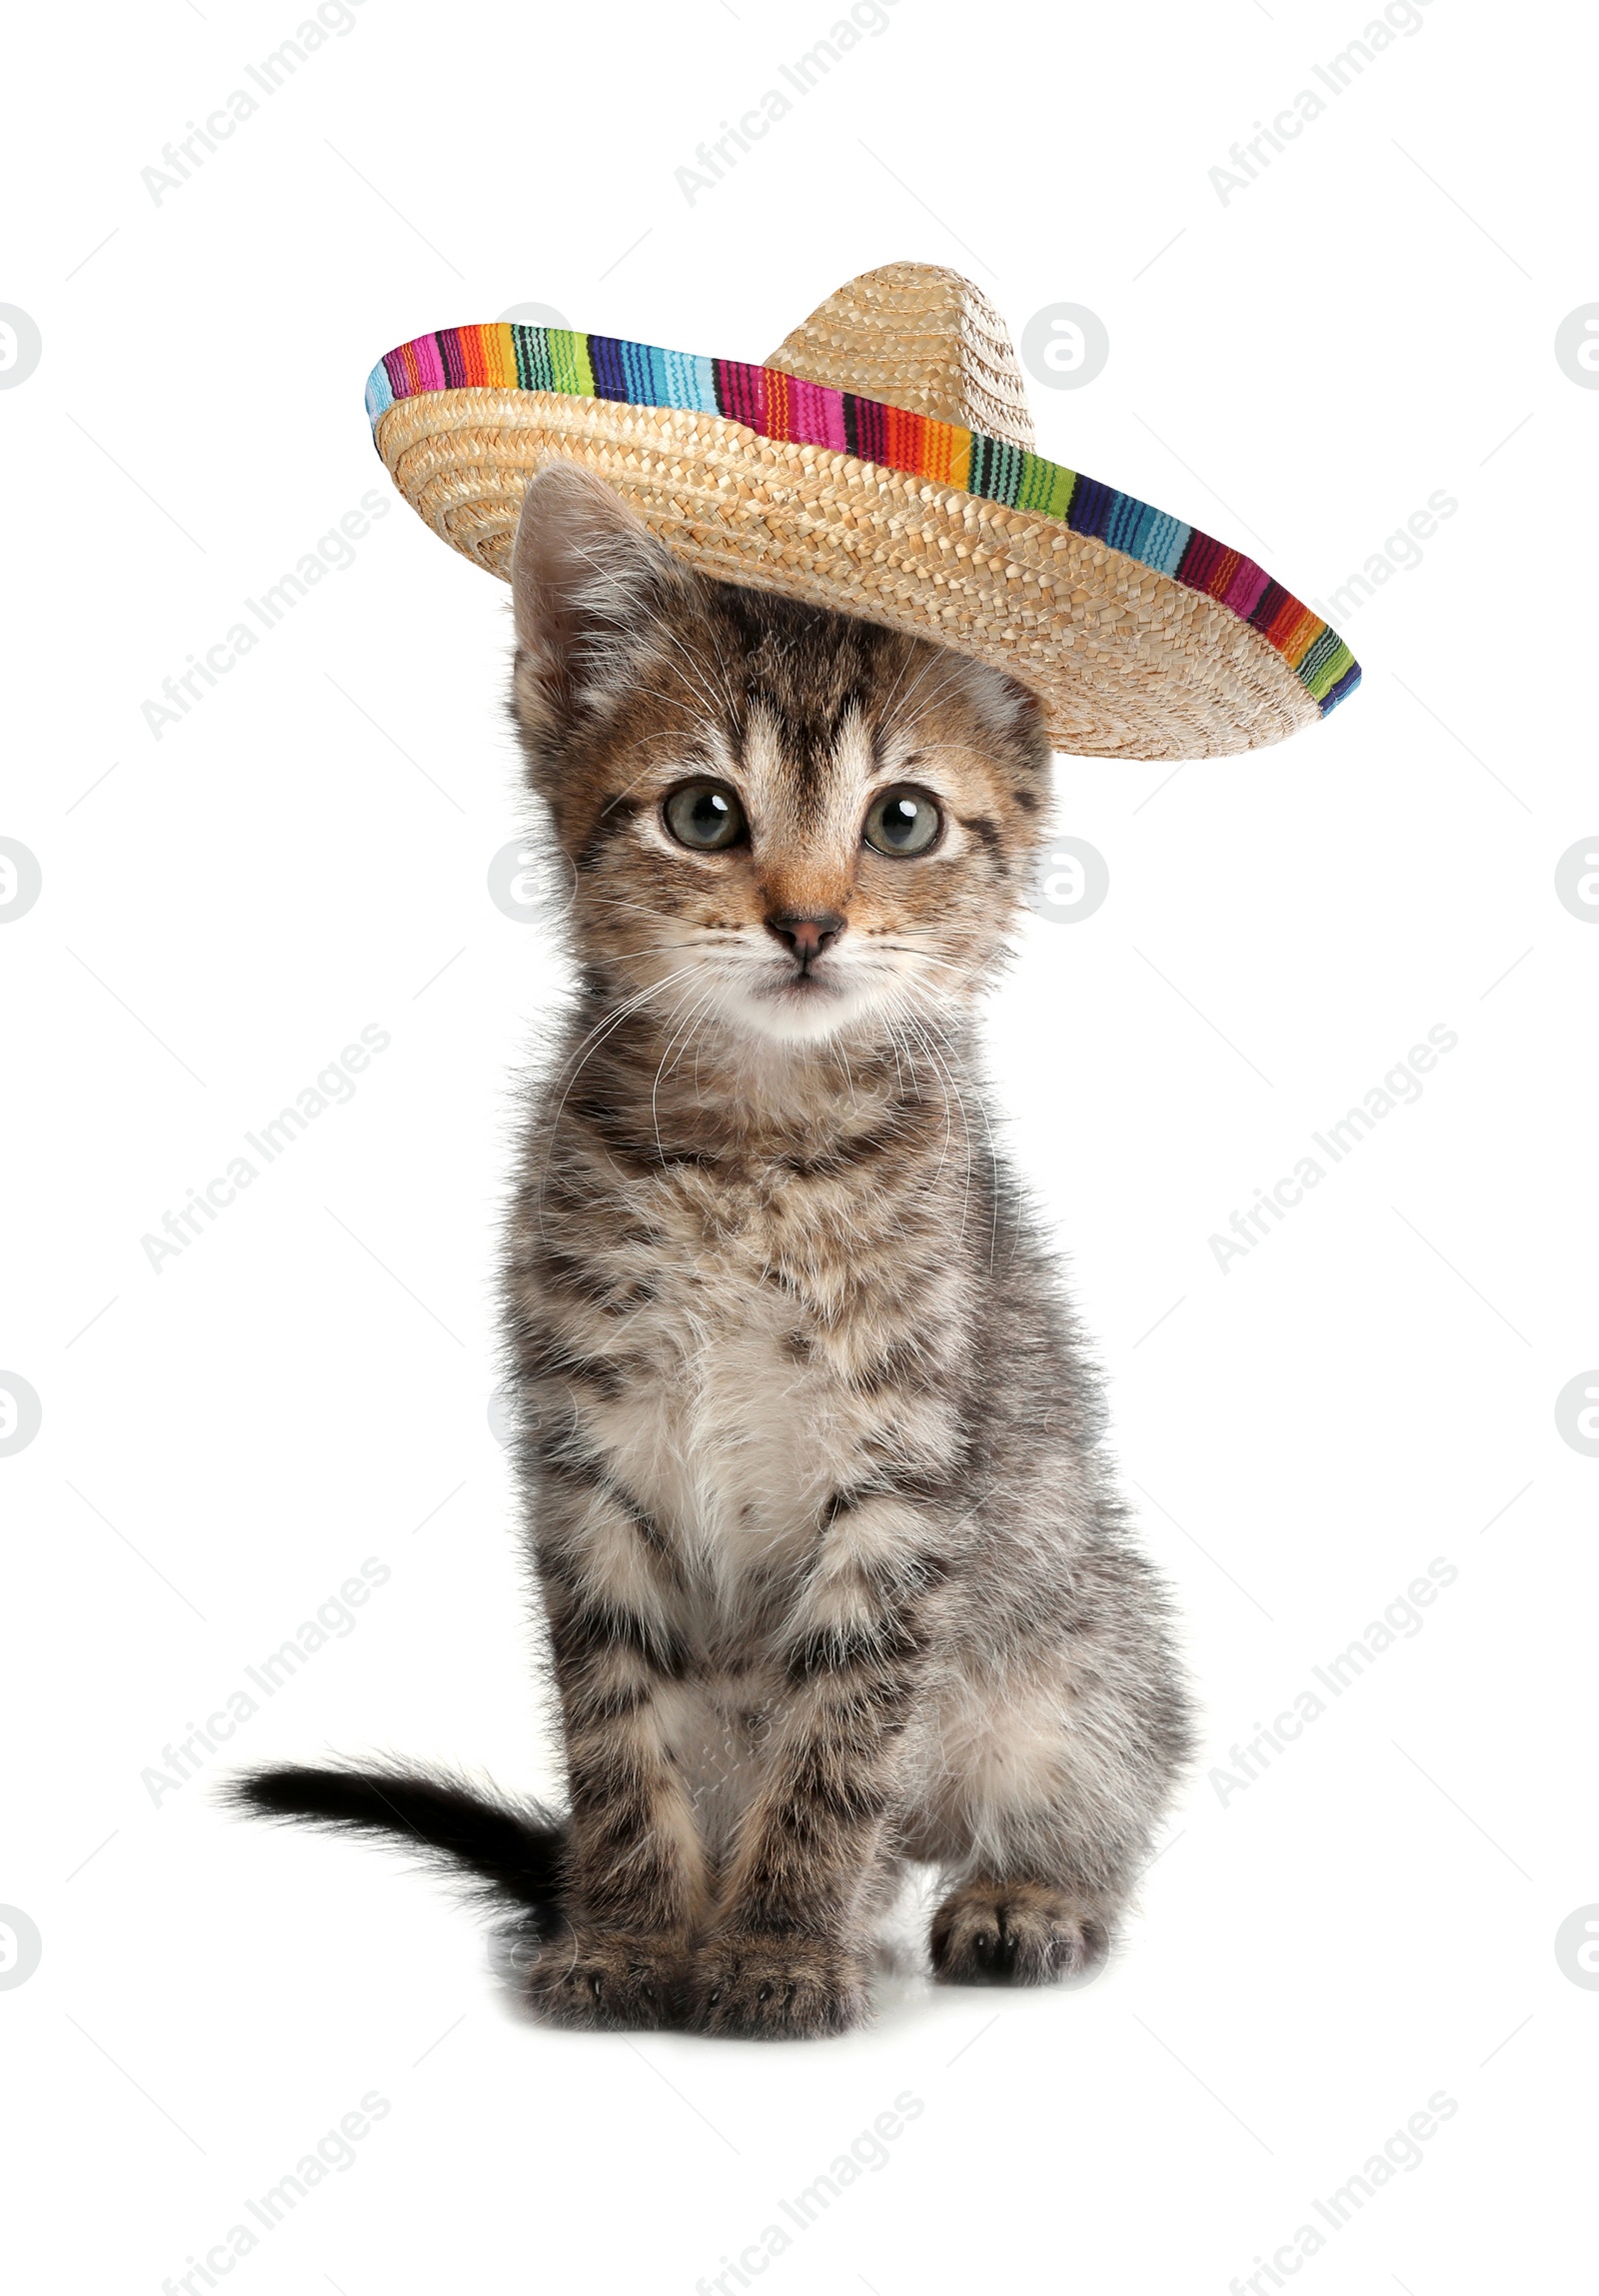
[687,1933,870,2040]
[930,1880,1109,1986]
[523,1928,688,2032]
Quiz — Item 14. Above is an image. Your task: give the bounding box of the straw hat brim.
[366,325,1358,762]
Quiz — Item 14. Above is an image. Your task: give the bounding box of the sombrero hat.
[364,261,1358,761]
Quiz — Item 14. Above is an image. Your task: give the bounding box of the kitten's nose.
[765,910,846,966]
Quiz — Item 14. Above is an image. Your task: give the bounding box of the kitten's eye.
[663,780,746,852]
[862,785,942,858]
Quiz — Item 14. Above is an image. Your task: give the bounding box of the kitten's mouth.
[718,951,893,1044]
[765,963,842,1000]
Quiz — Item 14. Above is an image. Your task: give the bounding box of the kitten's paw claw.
[522,1930,687,2031]
[930,1881,1109,1987]
[688,1935,869,2039]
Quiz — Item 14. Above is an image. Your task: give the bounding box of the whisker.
[532,961,706,1230]
[651,983,722,1160]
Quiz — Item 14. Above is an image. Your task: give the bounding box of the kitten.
[233,462,1192,2038]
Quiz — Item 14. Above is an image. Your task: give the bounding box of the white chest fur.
[553,1170,870,1587]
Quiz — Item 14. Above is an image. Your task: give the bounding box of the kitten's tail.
[224,1761,566,1927]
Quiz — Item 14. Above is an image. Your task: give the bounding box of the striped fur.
[494,465,1192,2035]
[231,461,1194,2036]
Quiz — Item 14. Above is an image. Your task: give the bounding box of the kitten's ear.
[510,462,687,745]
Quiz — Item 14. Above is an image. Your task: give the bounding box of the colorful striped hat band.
[365,262,1358,762]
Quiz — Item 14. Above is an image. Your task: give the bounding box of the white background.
[3,0,1593,2288]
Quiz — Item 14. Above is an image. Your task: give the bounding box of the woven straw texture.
[768,262,1036,450]
[364,265,1358,761]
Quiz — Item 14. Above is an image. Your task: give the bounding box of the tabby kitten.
[235,462,1191,2038]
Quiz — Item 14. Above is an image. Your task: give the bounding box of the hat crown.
[767,261,1035,452]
